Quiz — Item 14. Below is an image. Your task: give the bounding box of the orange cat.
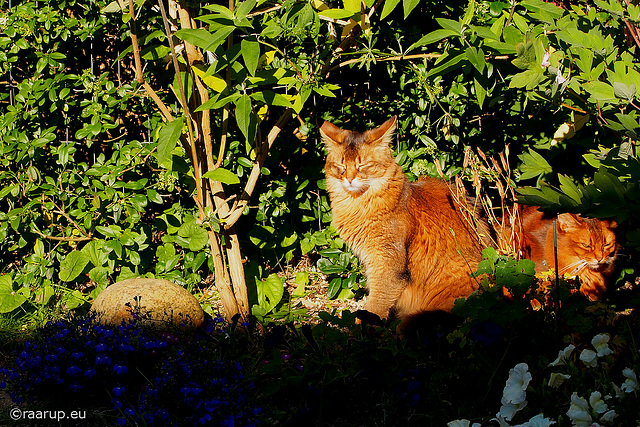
[519,205,618,300]
[320,116,488,327]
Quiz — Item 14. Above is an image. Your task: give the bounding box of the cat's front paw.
[355,309,384,326]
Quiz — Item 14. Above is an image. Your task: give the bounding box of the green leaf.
[509,69,544,90]
[558,174,583,204]
[380,0,401,20]
[250,90,293,108]
[319,9,355,20]
[257,273,284,312]
[406,29,459,53]
[292,272,309,297]
[512,38,539,70]
[518,148,552,180]
[583,81,616,102]
[88,266,111,287]
[327,277,342,299]
[465,46,485,73]
[157,117,184,167]
[34,284,55,305]
[63,289,87,310]
[175,27,235,52]
[235,94,253,142]
[0,275,27,313]
[147,189,164,204]
[402,0,420,18]
[174,28,215,50]
[436,18,462,34]
[178,222,210,251]
[614,113,640,135]
[520,0,564,18]
[474,77,487,109]
[612,82,636,101]
[241,39,261,76]
[427,52,466,78]
[59,250,91,282]
[202,167,241,184]
[236,0,257,19]
[343,0,361,13]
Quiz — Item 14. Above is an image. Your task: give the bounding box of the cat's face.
[557,214,618,274]
[320,117,397,196]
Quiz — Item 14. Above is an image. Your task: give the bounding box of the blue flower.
[112,386,125,397]
[84,369,96,378]
[71,351,84,360]
[69,383,82,392]
[66,365,81,376]
[198,414,213,424]
[113,364,128,375]
[95,355,112,366]
[95,343,107,352]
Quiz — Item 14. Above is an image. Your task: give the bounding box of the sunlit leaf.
[0,275,27,313]
[202,167,241,184]
[157,117,184,167]
[59,250,91,282]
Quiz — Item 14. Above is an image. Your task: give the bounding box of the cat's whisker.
[558,259,587,275]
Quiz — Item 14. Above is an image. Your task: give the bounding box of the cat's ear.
[365,116,397,146]
[319,120,348,147]
[557,213,583,231]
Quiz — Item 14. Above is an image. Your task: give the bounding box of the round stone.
[91,278,204,328]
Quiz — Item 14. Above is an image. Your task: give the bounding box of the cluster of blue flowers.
[0,316,261,426]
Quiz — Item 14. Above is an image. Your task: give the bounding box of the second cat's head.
[320,116,398,196]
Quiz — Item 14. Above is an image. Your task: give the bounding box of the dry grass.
[436,146,525,258]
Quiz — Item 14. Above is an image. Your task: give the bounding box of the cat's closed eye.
[333,164,346,175]
[357,162,376,174]
[580,242,592,249]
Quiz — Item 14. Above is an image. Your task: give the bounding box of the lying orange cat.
[518,205,618,300]
[320,116,488,327]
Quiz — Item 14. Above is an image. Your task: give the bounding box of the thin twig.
[31,228,93,242]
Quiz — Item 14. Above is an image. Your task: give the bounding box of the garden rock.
[91,278,204,328]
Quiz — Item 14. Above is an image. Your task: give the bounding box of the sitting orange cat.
[518,205,618,300]
[320,116,488,327]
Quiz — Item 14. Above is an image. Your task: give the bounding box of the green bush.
[1,0,639,321]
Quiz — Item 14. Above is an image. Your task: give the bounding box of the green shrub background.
[1,0,639,326]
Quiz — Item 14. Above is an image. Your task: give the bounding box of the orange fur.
[320,117,487,326]
[519,205,618,300]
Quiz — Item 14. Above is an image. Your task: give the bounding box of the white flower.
[591,334,613,357]
[549,344,575,367]
[498,363,531,421]
[447,420,481,427]
[499,401,528,422]
[503,363,532,405]
[601,409,617,423]
[492,415,511,427]
[588,391,607,414]
[548,372,571,388]
[621,367,638,393]
[579,349,597,368]
[541,51,551,67]
[566,393,592,427]
[555,70,566,85]
[447,420,480,427]
[515,413,556,426]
